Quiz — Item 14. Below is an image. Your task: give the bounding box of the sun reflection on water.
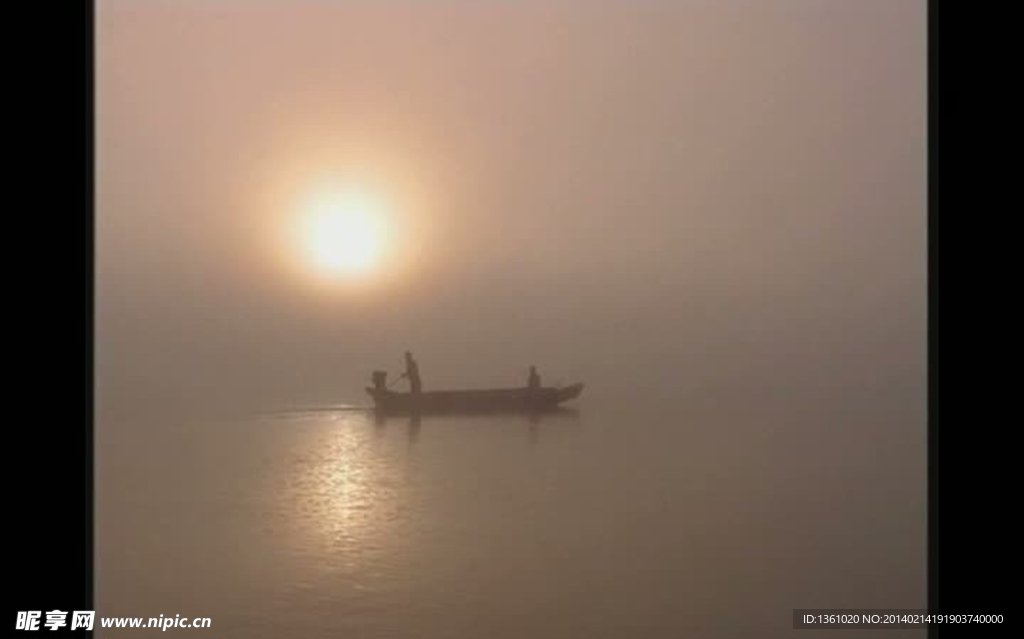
[277,414,408,573]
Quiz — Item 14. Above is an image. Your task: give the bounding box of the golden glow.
[276,415,409,569]
[251,128,437,293]
[299,188,388,278]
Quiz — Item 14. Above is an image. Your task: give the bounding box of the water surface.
[97,392,924,639]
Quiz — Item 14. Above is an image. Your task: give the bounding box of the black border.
[928,1,1015,634]
[84,0,96,627]
[11,1,93,636]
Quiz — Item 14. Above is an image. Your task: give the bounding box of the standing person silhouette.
[404,351,422,395]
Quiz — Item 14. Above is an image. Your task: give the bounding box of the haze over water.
[96,1,926,637]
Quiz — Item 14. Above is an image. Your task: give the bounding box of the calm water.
[96,390,924,639]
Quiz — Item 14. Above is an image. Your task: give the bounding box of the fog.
[96,0,925,417]
[95,4,927,636]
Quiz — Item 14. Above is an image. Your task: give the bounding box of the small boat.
[366,377,585,415]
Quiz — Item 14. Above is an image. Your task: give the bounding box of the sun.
[300,189,387,277]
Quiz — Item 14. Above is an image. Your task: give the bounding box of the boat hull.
[366,383,584,415]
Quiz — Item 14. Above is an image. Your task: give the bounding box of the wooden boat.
[366,382,585,415]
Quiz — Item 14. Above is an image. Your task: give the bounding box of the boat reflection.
[368,406,580,447]
[372,406,580,423]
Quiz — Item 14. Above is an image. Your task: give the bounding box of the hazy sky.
[96,0,925,413]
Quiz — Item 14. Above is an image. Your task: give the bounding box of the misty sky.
[96,0,925,413]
